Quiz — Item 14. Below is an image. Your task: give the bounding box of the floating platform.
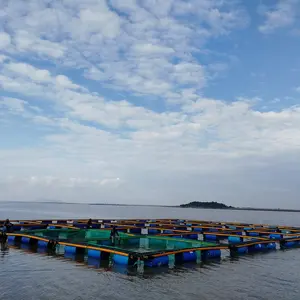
[1,218,300,271]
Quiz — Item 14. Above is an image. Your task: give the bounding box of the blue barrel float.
[228,236,242,244]
[7,236,15,243]
[248,232,260,237]
[38,240,48,248]
[88,249,101,259]
[280,240,299,248]
[269,234,282,240]
[204,234,217,241]
[175,251,198,263]
[87,257,101,268]
[182,251,197,262]
[227,225,236,230]
[284,241,297,248]
[202,249,221,259]
[21,237,30,243]
[237,247,248,254]
[187,234,198,240]
[267,242,276,249]
[249,242,276,252]
[129,228,141,234]
[113,254,129,265]
[64,246,77,256]
[64,246,78,259]
[144,255,169,267]
[244,227,253,231]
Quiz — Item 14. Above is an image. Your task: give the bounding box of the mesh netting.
[88,234,216,254]
[23,228,85,241]
[21,228,216,254]
[85,229,129,240]
[22,228,130,243]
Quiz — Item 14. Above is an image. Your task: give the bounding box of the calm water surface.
[1,202,300,300]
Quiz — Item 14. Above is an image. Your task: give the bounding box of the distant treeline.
[180,201,233,209]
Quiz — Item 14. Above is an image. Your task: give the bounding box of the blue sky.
[0,0,300,208]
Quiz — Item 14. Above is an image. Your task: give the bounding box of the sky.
[0,0,300,208]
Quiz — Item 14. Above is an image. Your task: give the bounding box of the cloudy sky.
[0,0,300,208]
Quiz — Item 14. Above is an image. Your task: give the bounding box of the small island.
[180,201,234,209]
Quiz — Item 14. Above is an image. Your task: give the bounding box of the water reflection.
[0,243,9,260]
[1,242,8,251]
[7,240,229,277]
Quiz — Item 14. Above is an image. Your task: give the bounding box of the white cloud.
[1,98,300,206]
[141,0,174,18]
[259,0,299,33]
[1,94,300,206]
[0,96,27,113]
[0,55,8,63]
[1,61,81,99]
[1,0,248,100]
[1,0,300,208]
[14,30,65,58]
[172,0,249,34]
[0,73,53,99]
[78,2,121,38]
[10,176,122,188]
[132,43,175,55]
[55,75,81,90]
[0,32,11,49]
[6,62,52,82]
[172,62,206,85]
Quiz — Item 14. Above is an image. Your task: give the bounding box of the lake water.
[1,202,300,300]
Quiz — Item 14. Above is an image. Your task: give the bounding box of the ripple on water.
[1,245,300,300]
[2,201,300,300]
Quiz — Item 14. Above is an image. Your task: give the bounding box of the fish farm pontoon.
[1,218,300,270]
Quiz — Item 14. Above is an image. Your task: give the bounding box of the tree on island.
[180,201,233,209]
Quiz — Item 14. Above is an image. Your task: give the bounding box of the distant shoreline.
[2,200,300,212]
[179,201,300,213]
[183,206,300,213]
[227,207,300,213]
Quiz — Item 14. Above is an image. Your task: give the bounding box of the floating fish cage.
[2,218,300,271]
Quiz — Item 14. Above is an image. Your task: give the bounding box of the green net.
[85,229,129,239]
[22,228,85,241]
[21,228,217,255]
[88,234,216,254]
[22,228,131,243]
